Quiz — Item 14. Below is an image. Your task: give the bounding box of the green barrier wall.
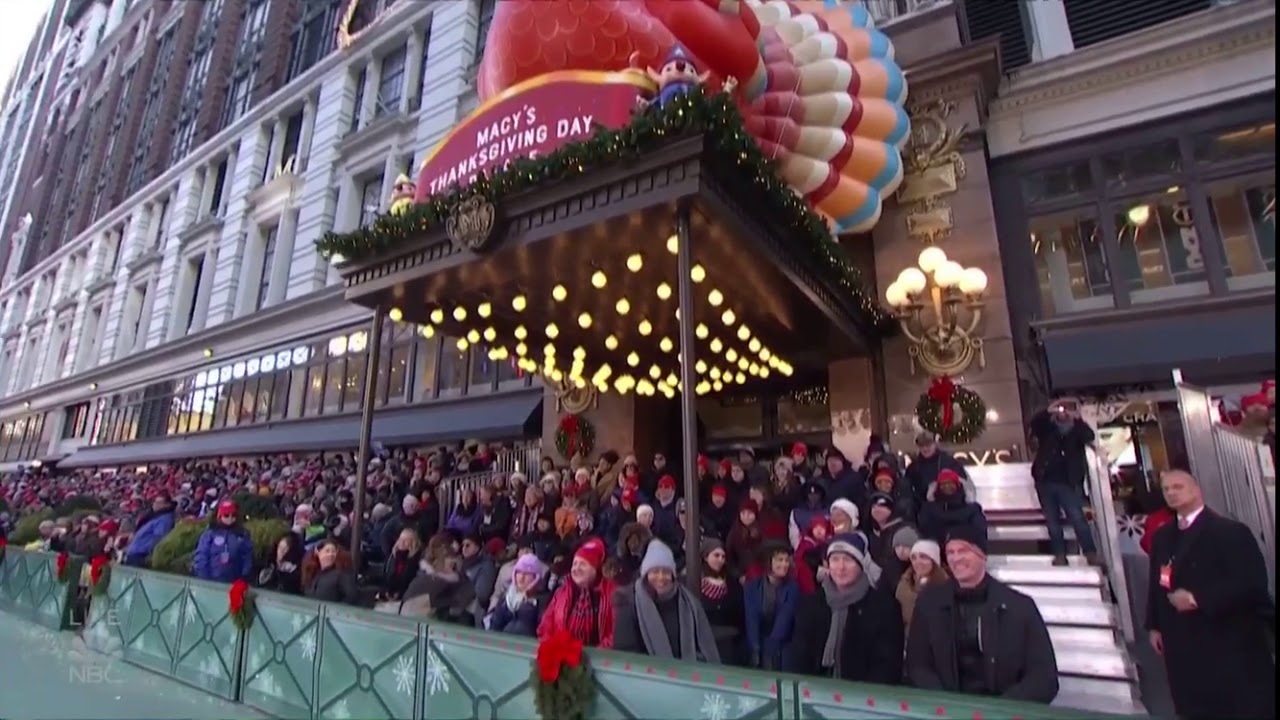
[0,548,1134,720]
[0,549,80,630]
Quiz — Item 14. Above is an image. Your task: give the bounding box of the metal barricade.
[1085,446,1137,643]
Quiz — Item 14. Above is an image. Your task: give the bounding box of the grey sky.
[0,0,54,99]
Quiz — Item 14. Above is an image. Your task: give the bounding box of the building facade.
[0,0,1273,473]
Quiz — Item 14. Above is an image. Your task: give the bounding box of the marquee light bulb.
[388,307,404,322]
[748,338,762,353]
[695,360,707,374]
[735,372,746,384]
[615,298,631,315]
[516,342,528,356]
[512,295,527,312]
[708,289,723,307]
[605,335,619,350]
[638,319,652,336]
[759,366,770,378]
[418,325,434,339]
[666,234,678,254]
[467,329,481,343]
[453,307,467,322]
[737,357,750,371]
[552,285,568,301]
[648,365,662,380]
[483,327,497,342]
[514,325,528,340]
[574,377,587,389]
[665,373,678,386]
[695,323,709,339]
[545,323,559,339]
[726,348,738,362]
[721,309,736,326]
[656,283,672,300]
[659,337,674,353]
[456,338,469,351]
[710,338,723,354]
[591,271,608,289]
[760,348,772,361]
[429,308,444,324]
[578,312,592,329]
[767,356,779,369]
[478,302,492,318]
[626,352,640,367]
[573,346,586,360]
[737,325,750,341]
[626,254,644,272]
[544,343,556,357]
[690,264,706,283]
[710,367,722,380]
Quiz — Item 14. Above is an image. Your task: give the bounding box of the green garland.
[531,659,595,720]
[916,384,988,444]
[315,89,896,337]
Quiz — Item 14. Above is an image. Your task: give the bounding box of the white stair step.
[990,524,1081,542]
[1038,600,1117,628]
[1013,584,1104,603]
[991,563,1103,587]
[1049,625,1121,649]
[976,486,1041,513]
[989,554,1090,567]
[1054,643,1134,680]
[1055,688,1146,717]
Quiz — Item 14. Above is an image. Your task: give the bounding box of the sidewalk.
[0,610,266,720]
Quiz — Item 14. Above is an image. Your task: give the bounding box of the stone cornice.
[904,38,1002,119]
[991,0,1275,115]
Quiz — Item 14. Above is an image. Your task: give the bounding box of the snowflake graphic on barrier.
[328,698,352,719]
[163,608,179,636]
[185,599,200,624]
[737,695,763,714]
[249,647,266,673]
[252,668,282,698]
[700,693,731,720]
[290,614,306,633]
[424,648,449,696]
[198,653,222,679]
[222,633,238,662]
[300,628,317,660]
[393,655,415,696]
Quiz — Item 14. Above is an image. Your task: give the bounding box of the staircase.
[970,463,1146,716]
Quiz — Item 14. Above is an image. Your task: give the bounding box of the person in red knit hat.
[537,537,617,647]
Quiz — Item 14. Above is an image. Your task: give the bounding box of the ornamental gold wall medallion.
[897,99,968,244]
[446,195,500,253]
[549,377,598,414]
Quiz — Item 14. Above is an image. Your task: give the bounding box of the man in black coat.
[904,431,969,509]
[1028,399,1099,566]
[906,525,1059,703]
[1145,469,1275,720]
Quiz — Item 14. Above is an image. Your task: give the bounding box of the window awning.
[59,390,544,469]
[1039,303,1275,391]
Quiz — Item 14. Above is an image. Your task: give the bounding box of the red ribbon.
[89,555,110,584]
[928,376,957,430]
[560,415,582,456]
[0,537,8,549]
[536,628,585,684]
[55,551,69,578]
[229,579,249,615]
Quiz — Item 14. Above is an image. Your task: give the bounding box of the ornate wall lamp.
[884,246,988,377]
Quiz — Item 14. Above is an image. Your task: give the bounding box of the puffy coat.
[193,523,255,583]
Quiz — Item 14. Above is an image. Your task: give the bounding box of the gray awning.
[60,390,543,468]
[1040,303,1275,391]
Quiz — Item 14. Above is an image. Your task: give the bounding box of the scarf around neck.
[820,574,870,674]
[633,579,721,663]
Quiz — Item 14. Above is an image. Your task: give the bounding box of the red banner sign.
[415,71,652,202]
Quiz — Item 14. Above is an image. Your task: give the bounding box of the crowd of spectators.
[0,431,1061,704]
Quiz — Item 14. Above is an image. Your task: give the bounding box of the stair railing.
[1085,446,1136,643]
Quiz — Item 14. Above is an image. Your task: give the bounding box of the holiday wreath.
[88,555,112,597]
[531,628,596,720]
[229,578,256,632]
[555,413,596,459]
[55,551,72,584]
[314,89,896,338]
[916,376,988,444]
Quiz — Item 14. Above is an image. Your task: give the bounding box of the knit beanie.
[639,539,676,576]
[574,537,606,571]
[700,536,724,559]
[911,539,942,566]
[945,524,988,556]
[513,553,545,578]
[829,498,860,528]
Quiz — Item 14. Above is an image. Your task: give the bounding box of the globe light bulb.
[659,337,674,353]
[737,325,750,341]
[430,308,444,324]
[545,323,559,339]
[713,380,724,392]
[515,342,528,356]
[735,371,746,384]
[710,338,723,354]
[552,285,568,301]
[626,254,643,272]
[591,270,607,289]
[544,343,556,357]
[708,289,724,307]
[615,298,631,315]
[690,264,706,283]
[578,312,592,329]
[483,327,497,342]
[626,352,640,367]
[467,329,480,343]
[918,246,948,274]
[478,302,492,318]
[453,307,467,322]
[648,365,662,380]
[605,335,619,350]
[748,338,761,353]
[666,234,678,255]
[388,307,403,322]
[695,323,709,339]
[695,360,707,374]
[456,338,469,350]
[638,320,652,336]
[656,283,672,300]
[512,295,527,312]
[726,348,739,362]
[420,325,435,338]
[721,309,736,326]
[897,267,928,295]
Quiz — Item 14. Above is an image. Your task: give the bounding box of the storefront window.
[383,343,410,404]
[1193,121,1275,165]
[1022,160,1094,204]
[1029,210,1113,316]
[323,358,345,413]
[469,345,495,392]
[1205,170,1276,290]
[497,355,527,389]
[1112,187,1210,303]
[342,356,365,411]
[1102,139,1182,190]
[303,365,325,416]
[777,395,832,435]
[438,338,467,397]
[699,397,763,440]
[415,335,440,400]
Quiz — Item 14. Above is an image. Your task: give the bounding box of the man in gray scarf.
[613,539,721,662]
[793,532,904,684]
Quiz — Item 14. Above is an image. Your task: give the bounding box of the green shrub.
[148,517,292,576]
[9,508,54,545]
[230,492,282,521]
[53,495,102,517]
[149,518,207,574]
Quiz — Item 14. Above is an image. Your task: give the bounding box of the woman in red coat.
[1140,506,1173,555]
[537,537,616,647]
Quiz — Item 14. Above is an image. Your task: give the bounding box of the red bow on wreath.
[536,628,585,684]
[89,555,110,585]
[229,578,249,614]
[559,415,582,457]
[928,376,957,430]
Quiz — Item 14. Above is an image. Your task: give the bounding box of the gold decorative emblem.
[445,195,499,253]
[897,99,968,244]
[549,377,598,415]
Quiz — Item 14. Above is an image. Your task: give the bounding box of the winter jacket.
[1029,410,1095,489]
[306,566,360,605]
[487,585,549,636]
[895,564,949,636]
[462,553,499,614]
[904,452,969,508]
[918,482,988,545]
[476,502,512,545]
[788,503,829,550]
[126,510,176,565]
[793,537,825,595]
[446,504,481,537]
[193,523,255,583]
[743,575,800,671]
[401,564,478,625]
[382,548,422,598]
[792,582,903,684]
[537,578,617,648]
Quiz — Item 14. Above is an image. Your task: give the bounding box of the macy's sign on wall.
[414,71,654,201]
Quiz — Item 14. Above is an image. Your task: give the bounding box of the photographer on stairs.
[1028,399,1100,567]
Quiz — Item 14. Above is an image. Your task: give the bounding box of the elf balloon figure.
[388,174,416,216]
[635,46,736,110]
